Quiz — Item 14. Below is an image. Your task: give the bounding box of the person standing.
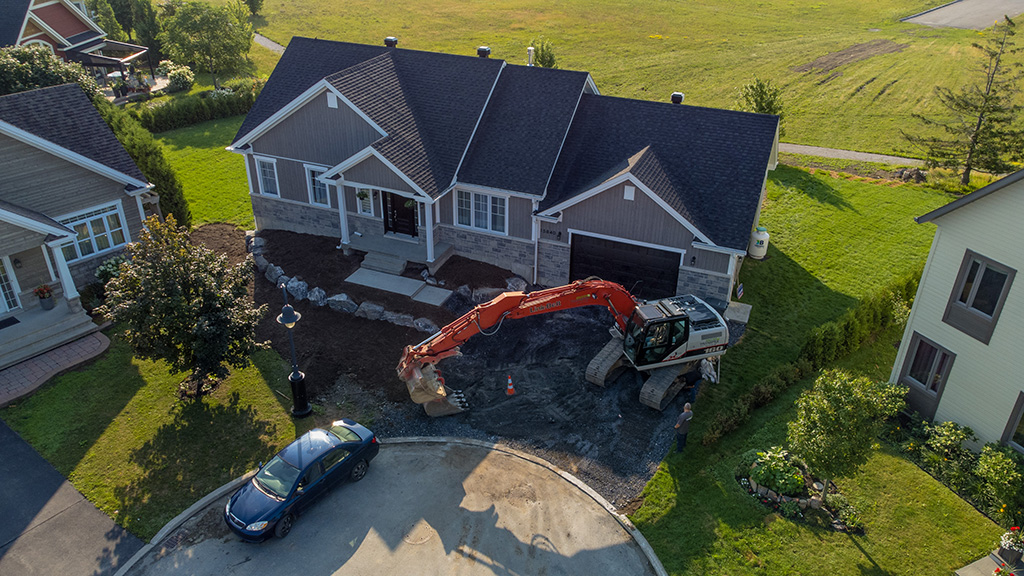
[674,403,693,453]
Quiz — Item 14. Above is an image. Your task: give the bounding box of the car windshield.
[253,455,300,499]
[329,424,363,443]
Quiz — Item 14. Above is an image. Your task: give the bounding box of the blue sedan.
[224,419,380,541]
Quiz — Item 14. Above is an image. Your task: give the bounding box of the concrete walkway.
[0,331,109,407]
[779,143,925,166]
[903,0,1024,29]
[0,421,142,576]
[122,439,665,576]
[957,550,1024,576]
[254,33,286,54]
[345,268,453,306]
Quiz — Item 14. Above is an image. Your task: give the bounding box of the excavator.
[396,279,730,417]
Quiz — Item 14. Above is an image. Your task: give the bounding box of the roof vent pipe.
[527,46,535,66]
[384,36,398,47]
[477,46,491,58]
[671,92,684,104]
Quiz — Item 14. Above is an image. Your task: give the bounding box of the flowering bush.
[993,562,1016,576]
[751,447,804,496]
[34,284,52,299]
[167,64,195,93]
[1002,527,1024,553]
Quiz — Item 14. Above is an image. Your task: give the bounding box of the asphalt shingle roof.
[325,50,502,197]
[0,0,31,47]
[543,94,779,251]
[0,84,147,183]
[0,197,73,234]
[457,64,589,196]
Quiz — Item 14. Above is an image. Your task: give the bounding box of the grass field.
[221,0,1024,156]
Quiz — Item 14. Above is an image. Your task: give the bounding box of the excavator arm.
[396,279,639,416]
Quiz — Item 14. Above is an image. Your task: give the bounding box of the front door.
[383,193,418,237]
[0,257,21,313]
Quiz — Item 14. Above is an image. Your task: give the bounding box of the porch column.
[135,194,147,225]
[424,201,435,263]
[336,182,350,249]
[48,242,80,301]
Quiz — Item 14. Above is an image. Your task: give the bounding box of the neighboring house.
[0,0,148,78]
[890,169,1023,450]
[230,38,779,302]
[0,83,159,370]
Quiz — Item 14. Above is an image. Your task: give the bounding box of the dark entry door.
[570,234,679,299]
[383,193,418,237]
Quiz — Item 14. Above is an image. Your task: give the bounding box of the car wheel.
[350,460,368,482]
[274,514,294,539]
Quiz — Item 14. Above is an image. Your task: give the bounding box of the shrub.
[978,445,1023,512]
[735,448,761,477]
[95,254,127,291]
[925,421,976,458]
[130,78,263,133]
[156,60,174,76]
[167,65,195,92]
[751,447,804,496]
[779,500,801,519]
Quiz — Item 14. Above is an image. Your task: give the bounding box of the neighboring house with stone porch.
[0,83,159,369]
[890,168,1023,450]
[230,37,779,303]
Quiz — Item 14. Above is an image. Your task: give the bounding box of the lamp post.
[277,284,312,418]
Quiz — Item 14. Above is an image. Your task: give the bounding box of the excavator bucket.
[403,363,446,404]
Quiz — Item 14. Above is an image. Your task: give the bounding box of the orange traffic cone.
[506,374,515,396]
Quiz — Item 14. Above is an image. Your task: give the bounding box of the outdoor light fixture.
[276,284,312,418]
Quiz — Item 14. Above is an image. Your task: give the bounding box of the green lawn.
[0,338,309,540]
[156,115,252,228]
[630,168,1002,574]
[218,0,1024,156]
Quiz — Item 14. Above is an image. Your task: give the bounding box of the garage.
[569,234,681,299]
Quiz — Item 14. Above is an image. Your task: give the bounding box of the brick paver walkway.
[0,332,109,406]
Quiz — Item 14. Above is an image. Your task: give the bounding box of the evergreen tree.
[530,38,557,68]
[108,0,134,39]
[86,0,128,42]
[131,0,163,62]
[904,17,1024,186]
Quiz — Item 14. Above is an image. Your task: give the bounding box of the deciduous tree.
[787,370,904,497]
[737,76,785,136]
[0,44,99,98]
[99,215,265,397]
[903,17,1024,186]
[159,0,253,88]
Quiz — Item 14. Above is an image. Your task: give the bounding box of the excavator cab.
[623,304,689,367]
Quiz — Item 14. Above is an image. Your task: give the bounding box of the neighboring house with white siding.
[890,169,1024,449]
[230,37,779,303]
[0,84,159,370]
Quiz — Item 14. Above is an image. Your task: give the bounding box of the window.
[306,167,329,206]
[944,250,1015,344]
[255,158,278,196]
[0,257,20,311]
[901,332,955,395]
[322,448,350,471]
[58,204,128,262]
[456,190,506,234]
[1002,392,1024,454]
[357,188,374,216]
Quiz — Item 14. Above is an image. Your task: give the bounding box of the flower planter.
[39,296,55,310]
[998,546,1022,565]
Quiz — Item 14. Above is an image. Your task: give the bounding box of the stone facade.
[536,241,570,287]
[445,226,535,279]
[677,266,732,302]
[252,195,340,238]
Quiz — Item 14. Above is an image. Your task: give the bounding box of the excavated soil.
[793,39,909,73]
[191,224,724,510]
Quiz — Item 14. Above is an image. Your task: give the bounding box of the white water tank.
[748,226,769,259]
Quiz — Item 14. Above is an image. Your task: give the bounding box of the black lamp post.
[277,284,312,418]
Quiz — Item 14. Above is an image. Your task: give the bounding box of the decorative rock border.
[245,231,440,335]
[746,476,822,510]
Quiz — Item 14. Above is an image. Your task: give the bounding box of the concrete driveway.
[125,440,663,576]
[0,421,142,576]
[904,0,1024,29]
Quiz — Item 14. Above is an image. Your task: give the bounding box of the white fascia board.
[451,61,506,189]
[343,180,421,200]
[232,80,387,148]
[225,144,251,154]
[584,74,600,95]
[320,147,374,179]
[124,182,156,196]
[56,0,106,35]
[456,181,539,201]
[0,208,73,238]
[540,77,588,200]
[0,120,150,190]
[323,147,430,201]
[768,124,779,170]
[691,241,746,256]
[15,8,31,45]
[24,14,69,46]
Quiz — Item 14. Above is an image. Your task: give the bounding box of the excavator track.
[639,363,694,411]
[586,336,627,387]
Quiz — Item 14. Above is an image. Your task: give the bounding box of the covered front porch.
[343,228,454,275]
[0,297,97,371]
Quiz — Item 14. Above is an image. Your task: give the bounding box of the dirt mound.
[794,39,909,73]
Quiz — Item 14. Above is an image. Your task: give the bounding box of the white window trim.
[356,188,376,217]
[304,164,331,207]
[0,255,23,312]
[55,200,131,263]
[454,189,509,236]
[254,156,279,197]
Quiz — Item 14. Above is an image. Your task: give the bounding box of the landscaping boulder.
[327,293,358,314]
[420,269,431,280]
[472,287,505,303]
[286,277,309,301]
[250,237,265,255]
[757,485,767,496]
[414,317,440,334]
[355,301,385,321]
[456,285,472,299]
[506,277,528,292]
[810,496,822,509]
[277,275,290,290]
[749,478,759,492]
[382,311,416,327]
[766,490,778,501]
[798,499,809,510]
[253,253,269,272]
[425,277,438,286]
[265,264,284,284]
[308,287,327,307]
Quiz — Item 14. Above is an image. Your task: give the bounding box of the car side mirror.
[257,461,264,470]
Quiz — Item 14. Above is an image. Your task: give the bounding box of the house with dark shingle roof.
[0,83,159,370]
[230,37,778,301]
[890,168,1024,450]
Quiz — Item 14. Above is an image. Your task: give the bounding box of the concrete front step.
[361,252,407,275]
[0,311,99,371]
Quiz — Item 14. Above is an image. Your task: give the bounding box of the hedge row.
[701,267,923,446]
[129,78,264,133]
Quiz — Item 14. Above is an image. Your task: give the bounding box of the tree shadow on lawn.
[113,392,280,539]
[770,164,857,211]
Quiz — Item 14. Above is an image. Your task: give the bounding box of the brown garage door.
[569,235,680,299]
